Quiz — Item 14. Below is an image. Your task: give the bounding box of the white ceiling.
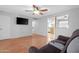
[0,5,79,18]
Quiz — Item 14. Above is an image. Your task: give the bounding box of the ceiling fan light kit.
[33,10,40,15]
[32,5,48,15]
[25,5,48,15]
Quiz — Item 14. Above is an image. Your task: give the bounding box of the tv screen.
[16,17,28,25]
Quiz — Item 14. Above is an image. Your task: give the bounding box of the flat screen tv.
[16,17,28,25]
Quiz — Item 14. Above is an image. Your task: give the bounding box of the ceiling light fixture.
[33,6,40,15]
[32,5,48,15]
[25,5,48,15]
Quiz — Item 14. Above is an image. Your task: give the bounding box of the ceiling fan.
[25,5,48,15]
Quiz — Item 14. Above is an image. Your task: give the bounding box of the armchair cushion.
[49,42,64,50]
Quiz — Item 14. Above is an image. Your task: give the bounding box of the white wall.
[1,7,78,39]
[10,15,32,38]
[0,11,32,40]
[0,15,11,39]
[34,17,48,36]
[54,8,79,37]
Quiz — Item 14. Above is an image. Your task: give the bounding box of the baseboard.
[0,34,32,40]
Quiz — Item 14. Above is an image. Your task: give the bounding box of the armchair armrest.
[29,46,39,53]
[57,35,70,44]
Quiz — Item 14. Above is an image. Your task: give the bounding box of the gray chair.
[29,35,70,53]
[29,29,79,53]
[61,29,79,53]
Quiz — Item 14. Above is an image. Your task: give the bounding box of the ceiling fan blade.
[40,12,43,15]
[33,5,39,10]
[25,10,32,12]
[33,5,36,8]
[40,9,48,12]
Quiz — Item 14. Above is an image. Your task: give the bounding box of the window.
[57,14,69,29]
[59,20,69,28]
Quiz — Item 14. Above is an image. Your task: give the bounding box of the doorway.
[48,16,56,42]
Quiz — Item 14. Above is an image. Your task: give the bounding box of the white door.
[0,15,10,40]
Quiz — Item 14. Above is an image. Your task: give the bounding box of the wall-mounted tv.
[16,17,28,25]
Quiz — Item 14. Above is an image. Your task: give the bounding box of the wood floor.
[32,34,48,48]
[0,34,47,53]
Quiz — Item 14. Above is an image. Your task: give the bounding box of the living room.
[0,5,79,53]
